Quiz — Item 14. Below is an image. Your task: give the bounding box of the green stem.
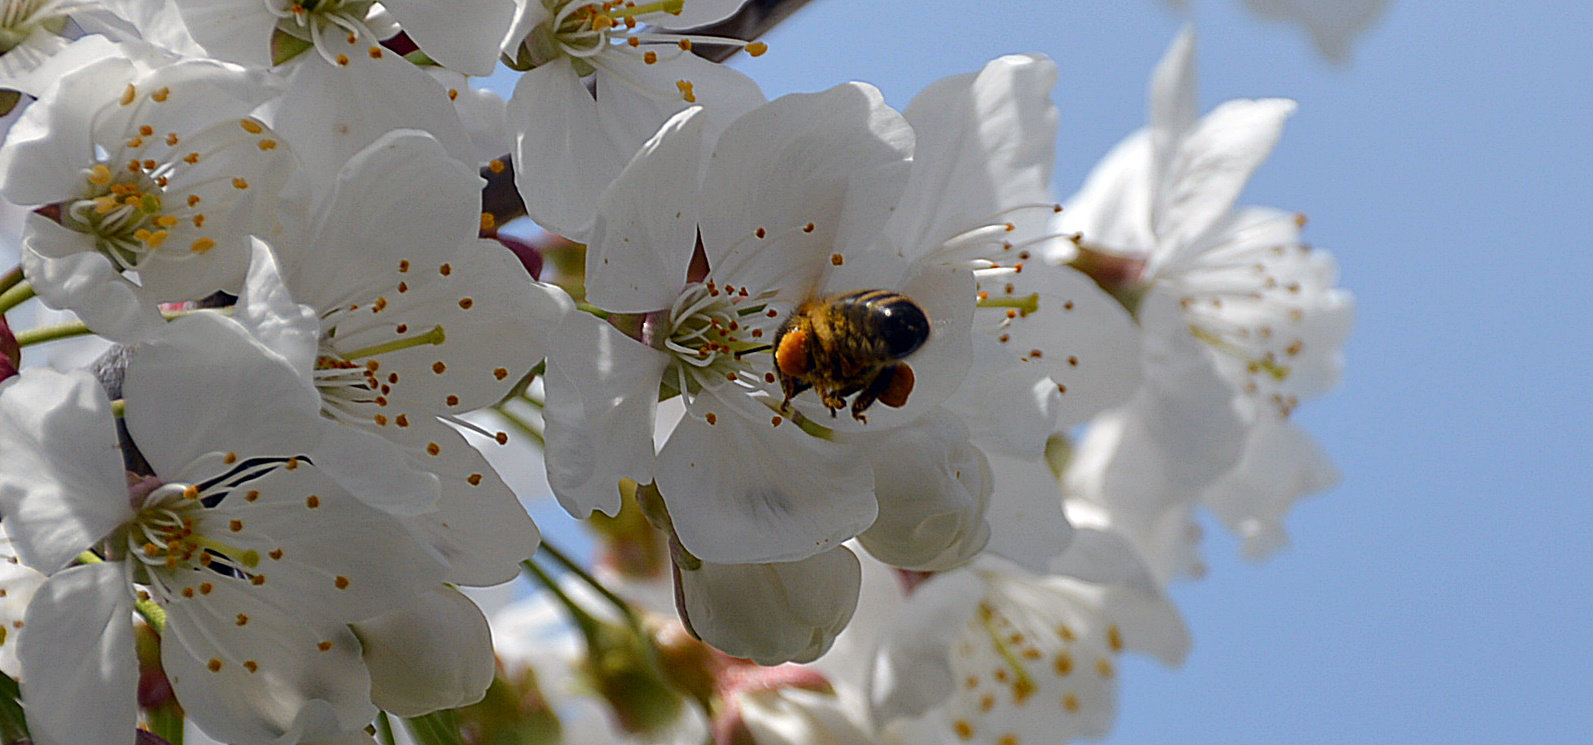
[402,710,463,745]
[492,404,545,449]
[13,320,95,347]
[14,307,210,347]
[0,281,33,315]
[520,558,603,640]
[147,705,184,745]
[538,540,642,630]
[374,711,397,745]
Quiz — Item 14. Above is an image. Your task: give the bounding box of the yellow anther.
[675,80,696,103]
[150,87,170,103]
[232,177,249,190]
[746,42,768,57]
[258,139,277,151]
[120,84,136,106]
[88,164,113,185]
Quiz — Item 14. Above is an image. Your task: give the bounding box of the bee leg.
[779,376,810,413]
[819,387,848,417]
[851,364,914,422]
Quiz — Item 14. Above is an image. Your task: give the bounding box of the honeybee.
[772,289,931,422]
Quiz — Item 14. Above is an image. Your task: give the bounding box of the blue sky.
[498,0,1593,741]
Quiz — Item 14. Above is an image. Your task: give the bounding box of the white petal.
[701,83,912,295]
[507,60,624,238]
[1149,26,1199,158]
[0,34,117,99]
[122,313,322,480]
[1202,420,1339,559]
[0,369,131,573]
[890,54,1059,259]
[1055,131,1156,257]
[217,464,448,623]
[1152,98,1298,266]
[173,0,277,67]
[866,570,983,724]
[382,0,515,76]
[354,585,495,716]
[20,563,137,745]
[287,130,482,309]
[328,240,567,415]
[162,583,374,745]
[540,312,667,517]
[407,444,540,586]
[946,338,1061,459]
[0,536,45,677]
[586,106,703,313]
[592,48,764,158]
[19,226,166,343]
[983,452,1074,572]
[656,391,876,564]
[980,260,1143,428]
[0,57,136,206]
[235,239,321,382]
[678,546,862,665]
[266,52,474,195]
[309,425,441,516]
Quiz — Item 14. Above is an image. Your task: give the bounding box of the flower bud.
[0,317,17,383]
[676,547,862,666]
[856,411,991,572]
[494,233,546,281]
[353,586,496,717]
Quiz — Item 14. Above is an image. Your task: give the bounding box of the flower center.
[126,482,263,602]
[517,0,765,79]
[650,280,777,401]
[0,0,65,51]
[266,0,378,57]
[61,164,176,270]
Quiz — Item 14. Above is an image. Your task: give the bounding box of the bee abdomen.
[832,290,930,360]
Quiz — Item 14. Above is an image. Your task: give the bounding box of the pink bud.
[0,316,15,383]
[380,31,419,57]
[493,234,545,281]
[893,568,936,595]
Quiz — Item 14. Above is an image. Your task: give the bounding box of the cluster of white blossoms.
[0,2,1364,744]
